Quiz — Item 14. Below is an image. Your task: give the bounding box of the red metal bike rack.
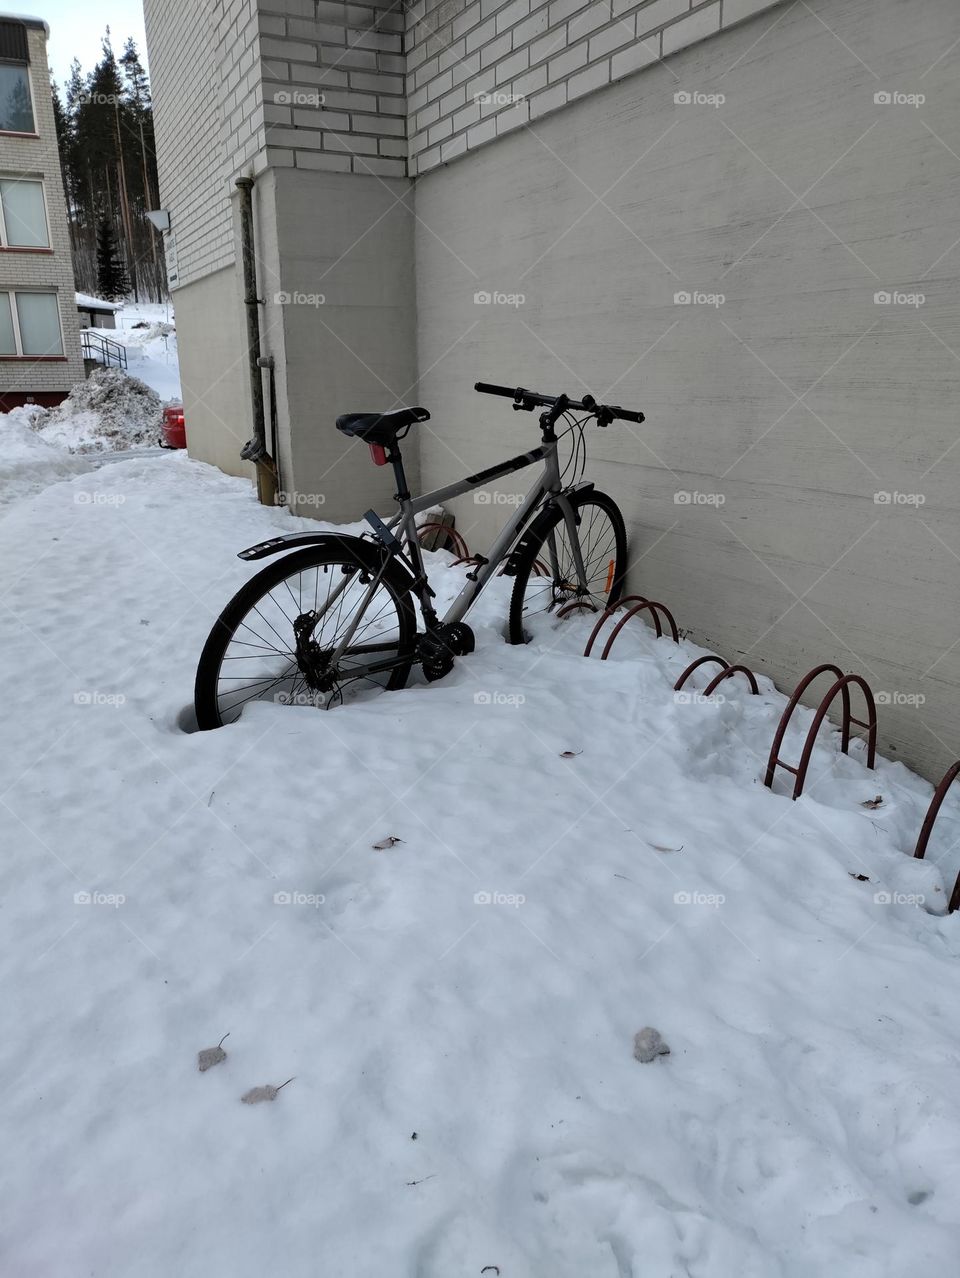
[703,664,760,696]
[556,600,599,619]
[599,600,680,658]
[674,655,759,696]
[418,522,471,560]
[764,665,877,799]
[912,759,960,913]
[583,596,652,657]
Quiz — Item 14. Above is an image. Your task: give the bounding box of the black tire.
[508,490,627,644]
[195,542,417,729]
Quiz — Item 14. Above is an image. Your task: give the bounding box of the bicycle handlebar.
[474,381,644,425]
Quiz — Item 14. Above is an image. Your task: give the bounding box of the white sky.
[5,0,149,91]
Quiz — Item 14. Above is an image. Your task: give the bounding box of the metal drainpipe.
[235,176,278,506]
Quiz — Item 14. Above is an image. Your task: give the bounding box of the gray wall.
[262,167,419,519]
[413,0,960,782]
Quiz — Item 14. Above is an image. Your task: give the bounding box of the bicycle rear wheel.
[508,490,627,644]
[194,541,416,728]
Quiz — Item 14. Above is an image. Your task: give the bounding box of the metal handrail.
[81,329,128,370]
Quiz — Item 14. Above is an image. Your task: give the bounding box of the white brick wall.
[145,0,789,275]
[406,0,782,174]
[144,0,263,288]
[0,22,84,395]
[256,0,408,178]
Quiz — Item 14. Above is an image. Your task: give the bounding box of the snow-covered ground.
[2,446,960,1277]
[95,299,181,402]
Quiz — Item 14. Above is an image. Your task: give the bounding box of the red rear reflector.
[368,444,388,466]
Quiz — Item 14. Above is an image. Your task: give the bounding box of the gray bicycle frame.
[323,433,591,674]
[388,434,590,624]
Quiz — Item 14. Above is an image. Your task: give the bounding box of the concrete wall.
[262,166,419,519]
[172,262,255,479]
[413,0,960,782]
[0,20,84,403]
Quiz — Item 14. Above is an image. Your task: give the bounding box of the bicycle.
[194,381,644,728]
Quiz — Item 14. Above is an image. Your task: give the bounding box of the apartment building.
[142,0,960,782]
[0,14,83,409]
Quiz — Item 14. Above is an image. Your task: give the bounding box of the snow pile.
[30,367,163,453]
[0,406,90,511]
[2,454,960,1275]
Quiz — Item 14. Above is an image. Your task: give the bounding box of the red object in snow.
[161,403,186,449]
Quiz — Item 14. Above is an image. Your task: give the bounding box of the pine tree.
[56,32,165,301]
[96,218,130,300]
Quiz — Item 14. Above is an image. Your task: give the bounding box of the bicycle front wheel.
[195,542,417,728]
[508,490,627,644]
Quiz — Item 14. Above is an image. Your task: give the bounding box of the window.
[0,63,34,133]
[0,291,63,356]
[0,178,48,247]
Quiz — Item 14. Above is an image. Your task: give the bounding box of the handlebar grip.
[610,406,645,423]
[474,382,520,398]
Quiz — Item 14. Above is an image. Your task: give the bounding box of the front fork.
[546,493,590,598]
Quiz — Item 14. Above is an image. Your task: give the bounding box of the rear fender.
[238,532,415,586]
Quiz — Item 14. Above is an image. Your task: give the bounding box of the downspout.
[235,176,278,505]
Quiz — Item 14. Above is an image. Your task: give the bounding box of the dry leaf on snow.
[198,1033,229,1072]
[241,1078,295,1104]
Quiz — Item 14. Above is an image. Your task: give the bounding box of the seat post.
[386,442,410,502]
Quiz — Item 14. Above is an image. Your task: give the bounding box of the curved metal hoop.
[703,664,760,697]
[911,760,960,915]
[418,522,470,560]
[600,601,680,658]
[556,600,599,619]
[766,667,876,799]
[583,596,652,657]
[674,655,729,691]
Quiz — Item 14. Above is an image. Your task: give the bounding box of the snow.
[2,445,960,1276]
[76,292,123,312]
[0,407,91,511]
[26,367,165,453]
[86,299,181,403]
